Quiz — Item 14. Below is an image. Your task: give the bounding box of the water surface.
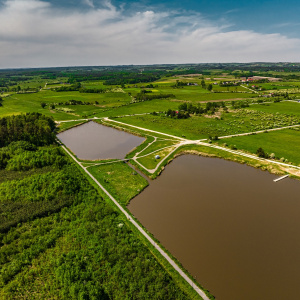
[128,155,300,300]
[57,121,144,160]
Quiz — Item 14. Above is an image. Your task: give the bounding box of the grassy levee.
[218,128,300,165]
[132,142,300,180]
[63,146,211,300]
[137,139,178,156]
[56,120,88,133]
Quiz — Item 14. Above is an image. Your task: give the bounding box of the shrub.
[256,147,268,158]
[269,153,276,159]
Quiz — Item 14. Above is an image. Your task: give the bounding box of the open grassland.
[88,162,149,206]
[1,89,131,120]
[9,77,68,90]
[219,128,300,165]
[94,98,179,118]
[117,108,300,140]
[170,90,254,102]
[124,83,255,102]
[1,94,78,120]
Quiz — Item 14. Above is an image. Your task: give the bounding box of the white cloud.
[83,0,95,9]
[0,0,299,68]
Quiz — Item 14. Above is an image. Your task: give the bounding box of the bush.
[269,153,276,159]
[256,147,268,158]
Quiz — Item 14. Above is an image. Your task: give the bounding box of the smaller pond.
[57,121,145,160]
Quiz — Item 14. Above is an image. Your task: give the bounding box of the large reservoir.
[57,121,145,160]
[128,155,300,300]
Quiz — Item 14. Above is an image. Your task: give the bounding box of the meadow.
[88,162,149,206]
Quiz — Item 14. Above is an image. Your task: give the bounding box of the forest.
[0,113,191,299]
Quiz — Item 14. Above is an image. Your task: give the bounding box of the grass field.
[88,162,149,205]
[218,128,300,165]
[1,89,132,120]
[117,108,300,140]
[1,94,79,120]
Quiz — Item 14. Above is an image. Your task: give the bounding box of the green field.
[117,108,300,140]
[219,128,300,165]
[1,89,132,120]
[249,101,300,116]
[88,162,149,205]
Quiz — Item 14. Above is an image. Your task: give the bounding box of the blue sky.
[0,0,300,68]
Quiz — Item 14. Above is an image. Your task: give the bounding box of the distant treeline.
[135,92,175,102]
[55,83,107,93]
[3,63,300,89]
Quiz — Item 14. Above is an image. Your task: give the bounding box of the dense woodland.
[0,113,190,299]
[0,113,56,147]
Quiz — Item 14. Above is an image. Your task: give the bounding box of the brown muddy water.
[57,121,144,160]
[128,155,300,300]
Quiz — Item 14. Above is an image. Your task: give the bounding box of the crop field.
[219,128,300,165]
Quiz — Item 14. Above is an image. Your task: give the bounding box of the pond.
[57,121,145,160]
[128,154,300,300]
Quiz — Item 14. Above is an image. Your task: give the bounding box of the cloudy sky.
[1,0,300,68]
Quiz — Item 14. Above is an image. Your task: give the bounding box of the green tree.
[256,147,268,158]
